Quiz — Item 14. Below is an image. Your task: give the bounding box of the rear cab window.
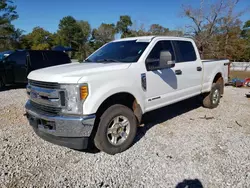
[173,41,197,62]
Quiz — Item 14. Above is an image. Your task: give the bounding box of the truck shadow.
[175,179,203,188]
[134,95,202,144]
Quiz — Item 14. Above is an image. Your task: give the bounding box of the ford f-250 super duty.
[25,36,229,155]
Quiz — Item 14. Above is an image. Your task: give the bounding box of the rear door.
[172,40,202,97]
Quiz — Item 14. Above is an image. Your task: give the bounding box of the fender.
[82,80,145,115]
[203,66,225,93]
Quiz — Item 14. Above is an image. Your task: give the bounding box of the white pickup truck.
[25,36,229,155]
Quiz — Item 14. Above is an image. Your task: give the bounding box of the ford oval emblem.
[30,91,38,99]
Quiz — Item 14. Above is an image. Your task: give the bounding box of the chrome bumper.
[25,100,96,138]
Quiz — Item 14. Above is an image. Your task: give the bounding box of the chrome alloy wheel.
[212,89,220,104]
[106,116,130,146]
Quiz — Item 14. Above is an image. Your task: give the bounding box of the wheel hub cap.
[107,116,130,146]
[212,89,220,104]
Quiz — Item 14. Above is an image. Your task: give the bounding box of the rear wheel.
[203,83,221,109]
[94,104,137,155]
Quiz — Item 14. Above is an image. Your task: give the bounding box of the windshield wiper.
[84,59,92,62]
[96,59,119,63]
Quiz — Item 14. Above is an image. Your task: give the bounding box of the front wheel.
[94,104,137,155]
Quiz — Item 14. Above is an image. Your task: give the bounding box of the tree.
[116,15,132,38]
[0,0,19,51]
[23,27,53,50]
[149,24,169,35]
[58,16,82,48]
[91,23,116,49]
[241,20,250,38]
[241,20,250,61]
[0,0,18,26]
[9,27,24,49]
[182,0,244,59]
[76,20,91,61]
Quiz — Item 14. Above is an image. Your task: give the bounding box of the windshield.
[85,40,149,63]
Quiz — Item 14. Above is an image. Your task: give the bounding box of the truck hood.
[28,62,131,83]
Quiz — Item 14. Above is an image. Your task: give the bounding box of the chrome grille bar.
[28,80,60,89]
[30,101,61,115]
[27,80,66,115]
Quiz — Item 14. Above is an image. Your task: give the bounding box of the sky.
[12,0,250,34]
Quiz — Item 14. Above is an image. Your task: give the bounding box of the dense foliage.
[1,0,249,61]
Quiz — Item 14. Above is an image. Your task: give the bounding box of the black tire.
[94,104,137,155]
[202,83,221,109]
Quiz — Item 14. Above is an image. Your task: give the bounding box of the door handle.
[175,69,182,75]
[197,66,202,71]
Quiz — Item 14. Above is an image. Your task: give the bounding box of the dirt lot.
[0,86,250,188]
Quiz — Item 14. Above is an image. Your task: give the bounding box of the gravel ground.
[0,86,250,188]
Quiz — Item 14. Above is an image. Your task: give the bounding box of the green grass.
[229,71,250,80]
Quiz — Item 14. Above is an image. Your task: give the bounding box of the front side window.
[146,40,175,65]
[173,41,197,62]
[86,40,149,63]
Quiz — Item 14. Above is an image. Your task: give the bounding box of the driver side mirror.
[159,50,175,68]
[146,50,175,71]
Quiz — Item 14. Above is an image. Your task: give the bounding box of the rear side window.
[44,51,71,65]
[29,51,44,69]
[173,41,197,62]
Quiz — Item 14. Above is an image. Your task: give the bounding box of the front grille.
[30,101,61,115]
[29,80,60,89]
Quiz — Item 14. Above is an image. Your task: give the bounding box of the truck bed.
[201,59,229,93]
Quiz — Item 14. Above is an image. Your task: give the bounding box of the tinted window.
[29,51,45,69]
[173,41,196,62]
[86,40,149,63]
[146,40,175,63]
[30,51,70,69]
[6,51,26,65]
[44,51,70,65]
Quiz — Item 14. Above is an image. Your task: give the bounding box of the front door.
[144,40,202,112]
[144,40,180,112]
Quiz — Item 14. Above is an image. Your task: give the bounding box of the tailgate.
[223,61,230,84]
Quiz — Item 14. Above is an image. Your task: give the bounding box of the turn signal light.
[80,85,88,100]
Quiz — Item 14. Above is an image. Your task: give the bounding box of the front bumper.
[25,100,96,150]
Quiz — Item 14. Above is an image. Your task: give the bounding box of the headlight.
[60,84,88,115]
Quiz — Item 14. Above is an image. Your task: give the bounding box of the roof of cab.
[113,35,193,42]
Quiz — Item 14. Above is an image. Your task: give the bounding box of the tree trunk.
[224,32,229,58]
[199,45,204,59]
